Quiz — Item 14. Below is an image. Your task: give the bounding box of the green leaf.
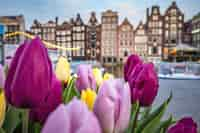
[154,115,175,133]
[0,128,5,133]
[140,106,152,122]
[2,105,22,133]
[136,92,172,133]
[63,77,80,103]
[29,122,42,133]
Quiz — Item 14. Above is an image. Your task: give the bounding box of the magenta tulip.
[124,54,142,81]
[0,65,5,89]
[30,75,62,124]
[167,117,197,133]
[75,64,96,91]
[128,63,158,106]
[5,37,53,108]
[42,98,102,133]
[94,79,131,133]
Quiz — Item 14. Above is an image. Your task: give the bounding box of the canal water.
[155,79,200,126]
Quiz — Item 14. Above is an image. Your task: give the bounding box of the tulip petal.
[42,104,70,133]
[76,65,96,91]
[43,99,101,133]
[124,54,142,81]
[5,43,26,104]
[94,96,115,133]
[115,83,131,133]
[30,75,62,124]
[94,79,131,133]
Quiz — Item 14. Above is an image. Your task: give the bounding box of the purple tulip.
[5,37,53,108]
[94,79,131,133]
[30,75,62,124]
[124,54,142,81]
[167,117,197,133]
[75,64,96,91]
[0,65,5,89]
[42,98,102,133]
[128,63,158,106]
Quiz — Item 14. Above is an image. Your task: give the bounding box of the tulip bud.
[167,117,197,133]
[92,68,103,86]
[124,54,142,81]
[55,56,70,83]
[0,65,5,89]
[75,65,96,91]
[128,63,159,106]
[94,79,131,133]
[81,88,97,110]
[5,37,53,108]
[0,90,6,127]
[42,99,101,133]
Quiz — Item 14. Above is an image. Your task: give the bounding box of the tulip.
[128,63,158,106]
[75,65,96,91]
[92,68,103,86]
[42,98,102,133]
[55,56,70,83]
[0,90,6,128]
[81,88,97,110]
[0,64,6,127]
[94,79,131,133]
[124,54,142,81]
[167,117,197,133]
[0,65,5,89]
[5,37,53,108]
[30,75,62,124]
[103,72,114,81]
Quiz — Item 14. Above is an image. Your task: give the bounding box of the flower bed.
[0,37,198,133]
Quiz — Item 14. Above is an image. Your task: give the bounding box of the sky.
[0,0,199,29]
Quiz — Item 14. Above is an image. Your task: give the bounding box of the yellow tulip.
[81,88,97,110]
[92,68,103,86]
[55,56,70,83]
[103,72,114,81]
[0,89,6,128]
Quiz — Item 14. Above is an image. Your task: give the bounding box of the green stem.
[64,77,75,103]
[132,104,140,133]
[22,109,29,133]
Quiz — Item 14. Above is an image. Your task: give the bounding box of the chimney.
[146,8,149,22]
[55,16,58,26]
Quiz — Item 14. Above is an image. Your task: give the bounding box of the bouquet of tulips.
[0,37,198,133]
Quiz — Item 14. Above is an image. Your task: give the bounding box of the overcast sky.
[0,0,199,29]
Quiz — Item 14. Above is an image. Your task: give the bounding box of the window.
[179,16,182,20]
[152,47,157,54]
[153,16,158,20]
[124,51,128,57]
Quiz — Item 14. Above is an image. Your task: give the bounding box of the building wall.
[101,10,118,64]
[146,6,163,62]
[118,18,134,63]
[72,14,87,60]
[134,22,148,60]
[192,13,200,49]
[86,12,101,61]
[0,15,25,44]
[56,22,72,58]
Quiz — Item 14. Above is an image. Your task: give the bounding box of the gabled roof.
[164,1,183,16]
[119,18,133,29]
[56,21,72,30]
